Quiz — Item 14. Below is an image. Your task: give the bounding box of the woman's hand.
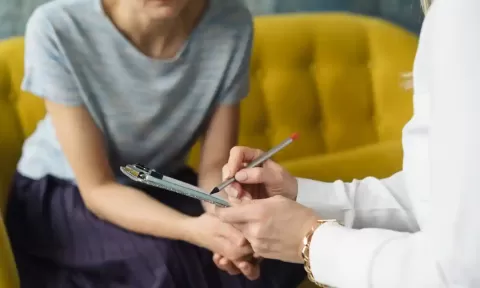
[183,213,251,260]
[212,252,261,280]
[215,195,319,263]
[182,213,260,280]
[222,146,298,201]
[199,188,261,280]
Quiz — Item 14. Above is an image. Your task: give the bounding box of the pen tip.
[290,132,299,140]
[210,187,219,195]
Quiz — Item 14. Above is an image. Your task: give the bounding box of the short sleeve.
[219,15,253,105]
[21,8,83,106]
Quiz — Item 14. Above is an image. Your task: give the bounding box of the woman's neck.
[103,0,207,59]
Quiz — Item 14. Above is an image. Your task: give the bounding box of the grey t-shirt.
[17,0,253,181]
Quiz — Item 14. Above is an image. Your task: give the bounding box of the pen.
[210,132,299,195]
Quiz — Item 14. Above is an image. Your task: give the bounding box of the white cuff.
[296,178,353,224]
[296,178,324,205]
[308,221,404,288]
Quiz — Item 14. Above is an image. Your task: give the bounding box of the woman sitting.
[5,0,306,287]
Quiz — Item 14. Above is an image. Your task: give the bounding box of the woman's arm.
[199,15,253,207]
[305,1,480,287]
[21,9,194,240]
[46,101,192,240]
[198,104,240,196]
[47,102,253,262]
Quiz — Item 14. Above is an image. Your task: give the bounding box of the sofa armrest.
[0,41,20,288]
[0,51,11,102]
[0,38,24,214]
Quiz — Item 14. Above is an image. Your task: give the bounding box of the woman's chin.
[146,2,183,19]
[148,8,181,19]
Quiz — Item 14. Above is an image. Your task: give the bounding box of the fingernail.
[235,171,247,181]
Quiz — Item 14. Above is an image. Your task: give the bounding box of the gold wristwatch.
[301,219,339,288]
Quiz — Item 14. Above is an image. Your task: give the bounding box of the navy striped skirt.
[5,168,305,288]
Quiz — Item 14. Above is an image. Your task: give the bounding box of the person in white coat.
[214,0,480,287]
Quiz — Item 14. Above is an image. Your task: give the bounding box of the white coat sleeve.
[294,1,480,287]
[296,172,419,233]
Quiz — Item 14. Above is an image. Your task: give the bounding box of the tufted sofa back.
[188,13,416,167]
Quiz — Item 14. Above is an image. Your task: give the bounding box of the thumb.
[215,203,256,223]
[234,167,268,185]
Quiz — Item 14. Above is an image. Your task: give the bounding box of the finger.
[227,195,243,206]
[226,187,253,206]
[219,222,249,248]
[214,254,241,275]
[219,257,241,275]
[213,253,221,261]
[225,181,242,199]
[234,167,272,185]
[228,147,264,175]
[226,182,253,201]
[222,165,231,181]
[237,260,260,281]
[221,235,254,261]
[232,223,248,232]
[213,253,222,266]
[215,203,258,224]
[238,189,252,201]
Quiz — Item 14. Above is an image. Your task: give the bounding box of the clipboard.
[120,164,230,207]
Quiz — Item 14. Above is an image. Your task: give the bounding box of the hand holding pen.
[211,133,298,198]
[210,134,299,278]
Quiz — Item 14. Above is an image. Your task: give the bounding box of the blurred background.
[0,0,424,39]
[245,0,424,33]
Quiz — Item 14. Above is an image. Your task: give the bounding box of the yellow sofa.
[0,12,417,288]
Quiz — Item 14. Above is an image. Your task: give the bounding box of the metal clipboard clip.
[120,164,230,207]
